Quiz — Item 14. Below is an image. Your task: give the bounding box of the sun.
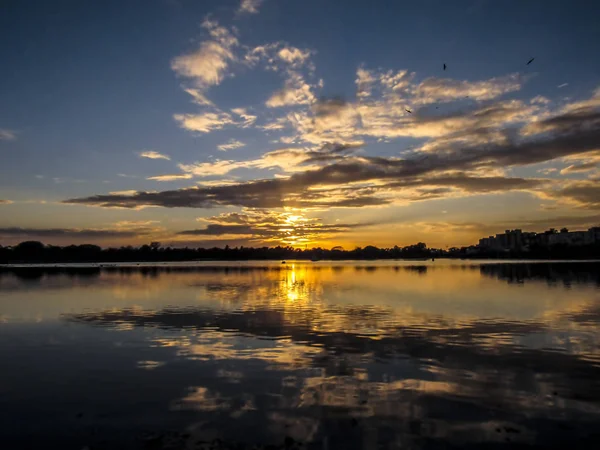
[285,215,303,225]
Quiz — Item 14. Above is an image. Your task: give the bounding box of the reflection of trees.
[3,262,600,287]
[0,266,102,281]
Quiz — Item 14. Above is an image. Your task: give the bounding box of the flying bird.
[443,63,447,71]
[526,57,535,65]
[405,108,412,114]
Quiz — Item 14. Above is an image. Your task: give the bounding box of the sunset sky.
[1,0,599,249]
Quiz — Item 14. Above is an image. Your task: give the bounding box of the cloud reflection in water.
[1,261,600,448]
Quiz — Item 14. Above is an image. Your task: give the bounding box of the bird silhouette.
[443,63,447,71]
[526,57,535,65]
[405,108,412,114]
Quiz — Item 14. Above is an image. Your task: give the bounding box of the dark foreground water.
[1,260,600,450]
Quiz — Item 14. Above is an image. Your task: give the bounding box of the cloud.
[171,19,237,87]
[65,84,600,212]
[277,47,311,67]
[178,209,365,244]
[178,143,362,179]
[550,180,600,209]
[522,109,600,137]
[356,67,376,98]
[174,112,236,133]
[218,139,246,151]
[282,95,540,146]
[196,179,241,187]
[230,108,257,127]
[109,190,139,196]
[246,43,314,72]
[505,213,600,230]
[171,19,238,104]
[414,74,523,103]
[537,167,558,175]
[0,129,17,141]
[179,160,250,177]
[246,43,317,108]
[61,161,546,211]
[147,174,193,182]
[0,227,140,239]
[138,150,170,160]
[259,117,288,131]
[266,72,316,107]
[0,200,13,205]
[178,147,319,177]
[560,162,599,175]
[0,220,168,242]
[238,0,263,14]
[182,87,213,106]
[53,177,85,184]
[531,95,551,105]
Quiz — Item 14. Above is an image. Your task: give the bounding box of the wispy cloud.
[266,72,316,107]
[53,177,85,184]
[109,190,139,196]
[171,19,238,105]
[147,174,193,182]
[230,108,257,127]
[138,150,171,160]
[218,139,246,151]
[0,129,17,141]
[560,162,599,175]
[238,0,263,15]
[174,112,236,133]
[414,73,524,103]
[178,147,323,177]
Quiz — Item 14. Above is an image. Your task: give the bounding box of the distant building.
[548,228,596,246]
[479,229,525,251]
[477,226,599,251]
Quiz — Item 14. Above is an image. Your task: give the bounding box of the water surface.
[1,260,600,449]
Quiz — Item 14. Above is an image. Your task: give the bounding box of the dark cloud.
[526,109,600,136]
[302,141,364,164]
[177,210,368,242]
[60,164,547,210]
[386,173,543,193]
[178,224,274,236]
[0,227,140,239]
[555,181,600,209]
[63,99,600,210]
[505,213,600,229]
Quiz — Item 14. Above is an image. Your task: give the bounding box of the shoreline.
[2,258,600,268]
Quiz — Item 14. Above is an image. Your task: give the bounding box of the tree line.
[1,240,598,264]
[0,241,433,263]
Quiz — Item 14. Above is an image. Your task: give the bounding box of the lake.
[1,260,600,449]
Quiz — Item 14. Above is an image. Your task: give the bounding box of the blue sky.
[1,0,600,248]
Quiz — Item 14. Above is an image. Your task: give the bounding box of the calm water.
[1,260,600,450]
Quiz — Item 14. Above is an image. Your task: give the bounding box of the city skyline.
[1,0,600,249]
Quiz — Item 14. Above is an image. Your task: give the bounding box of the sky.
[1,0,600,249]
